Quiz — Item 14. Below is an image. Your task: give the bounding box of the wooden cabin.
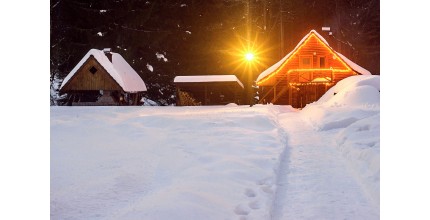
[256,30,371,108]
[174,75,244,106]
[59,48,147,106]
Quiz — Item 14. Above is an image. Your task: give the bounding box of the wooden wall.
[175,82,243,106]
[61,56,123,92]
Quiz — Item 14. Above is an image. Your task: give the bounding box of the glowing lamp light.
[245,52,255,61]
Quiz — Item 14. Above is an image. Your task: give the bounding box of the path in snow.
[270,111,379,219]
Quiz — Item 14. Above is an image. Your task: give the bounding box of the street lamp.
[244,51,255,106]
[245,52,254,61]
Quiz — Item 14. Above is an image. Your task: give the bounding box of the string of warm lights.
[288,82,334,86]
[286,68,349,73]
[256,32,354,86]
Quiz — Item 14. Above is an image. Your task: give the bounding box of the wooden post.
[304,85,307,106]
[204,85,208,105]
[331,70,334,82]
[133,93,138,105]
[288,84,292,106]
[176,86,181,106]
[273,85,277,103]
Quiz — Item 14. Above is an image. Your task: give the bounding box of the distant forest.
[51,0,379,105]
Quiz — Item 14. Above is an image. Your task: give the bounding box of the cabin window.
[303,58,310,65]
[89,66,98,74]
[299,55,313,68]
[319,57,326,68]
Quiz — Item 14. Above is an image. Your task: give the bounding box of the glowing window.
[303,58,310,65]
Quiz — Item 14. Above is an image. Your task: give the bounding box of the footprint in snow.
[244,188,256,197]
[256,177,273,186]
[261,185,273,194]
[234,204,250,215]
[248,200,261,210]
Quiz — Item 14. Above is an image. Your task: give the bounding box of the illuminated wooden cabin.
[59,48,147,106]
[256,30,371,108]
[174,75,244,106]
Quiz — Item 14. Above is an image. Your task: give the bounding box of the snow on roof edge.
[174,75,244,88]
[336,52,372,75]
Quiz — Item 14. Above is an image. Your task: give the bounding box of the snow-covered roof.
[174,75,244,88]
[60,49,147,93]
[335,52,371,75]
[256,30,371,82]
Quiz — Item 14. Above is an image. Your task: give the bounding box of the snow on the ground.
[51,75,379,219]
[51,105,290,219]
[273,112,379,219]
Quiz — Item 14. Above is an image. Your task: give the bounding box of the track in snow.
[270,111,379,220]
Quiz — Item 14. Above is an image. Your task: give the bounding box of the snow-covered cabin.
[256,30,371,108]
[59,48,147,106]
[174,75,244,106]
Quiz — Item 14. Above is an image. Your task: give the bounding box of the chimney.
[103,48,112,62]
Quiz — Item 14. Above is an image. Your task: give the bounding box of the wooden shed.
[256,30,371,108]
[59,48,147,106]
[174,75,244,106]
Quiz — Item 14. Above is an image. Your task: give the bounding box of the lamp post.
[245,51,255,106]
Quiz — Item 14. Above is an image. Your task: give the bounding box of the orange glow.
[256,32,354,86]
[224,31,274,80]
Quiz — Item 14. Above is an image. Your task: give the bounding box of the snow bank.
[317,75,380,104]
[302,75,380,207]
[336,113,380,206]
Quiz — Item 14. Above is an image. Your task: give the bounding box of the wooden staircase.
[270,86,289,104]
[258,72,291,105]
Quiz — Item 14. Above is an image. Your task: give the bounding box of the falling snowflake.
[155,52,168,62]
[146,63,154,72]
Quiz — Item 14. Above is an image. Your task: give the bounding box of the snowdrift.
[302,75,380,207]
